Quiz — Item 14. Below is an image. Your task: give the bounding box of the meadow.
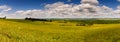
[0,19,120,42]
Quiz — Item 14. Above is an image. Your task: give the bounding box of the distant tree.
[3,16,6,19]
[25,17,29,20]
[0,16,6,19]
[76,23,86,26]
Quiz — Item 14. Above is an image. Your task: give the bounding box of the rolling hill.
[0,19,120,42]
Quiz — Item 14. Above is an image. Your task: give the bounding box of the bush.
[76,23,86,26]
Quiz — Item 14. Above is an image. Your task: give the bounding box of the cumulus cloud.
[81,0,99,5]
[44,2,74,18]
[0,5,11,12]
[114,6,120,14]
[10,0,120,18]
[0,5,12,16]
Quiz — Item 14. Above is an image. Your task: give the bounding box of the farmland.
[0,19,120,42]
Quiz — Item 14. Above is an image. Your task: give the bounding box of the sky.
[0,0,120,18]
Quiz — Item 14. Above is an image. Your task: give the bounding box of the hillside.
[0,19,120,42]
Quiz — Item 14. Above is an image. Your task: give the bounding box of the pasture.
[0,19,120,42]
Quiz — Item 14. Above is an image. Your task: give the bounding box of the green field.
[0,19,120,42]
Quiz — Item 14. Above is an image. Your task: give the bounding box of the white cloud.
[114,6,120,14]
[14,9,47,18]
[0,5,11,11]
[81,0,99,5]
[118,0,120,2]
[0,5,12,16]
[117,6,120,9]
[7,0,120,18]
[67,0,72,2]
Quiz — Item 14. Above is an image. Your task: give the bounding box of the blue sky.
[0,0,120,10]
[0,0,120,18]
[0,0,80,11]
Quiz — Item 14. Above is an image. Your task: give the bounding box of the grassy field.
[0,19,120,42]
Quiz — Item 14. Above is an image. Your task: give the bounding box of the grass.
[0,19,120,42]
